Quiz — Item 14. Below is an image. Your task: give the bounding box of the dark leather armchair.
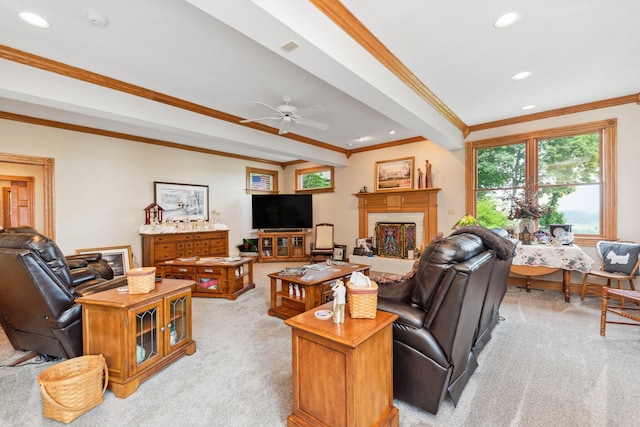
[377,227,514,414]
[0,228,125,359]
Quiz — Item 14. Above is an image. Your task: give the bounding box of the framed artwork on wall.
[246,167,278,194]
[375,157,415,192]
[76,245,133,277]
[154,181,209,221]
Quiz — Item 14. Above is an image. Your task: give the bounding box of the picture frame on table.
[333,244,347,262]
[76,245,133,278]
[375,157,415,192]
[502,226,518,239]
[154,181,209,221]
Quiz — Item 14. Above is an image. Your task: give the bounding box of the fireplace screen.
[375,222,416,258]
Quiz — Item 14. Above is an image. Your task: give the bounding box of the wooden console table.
[268,264,369,320]
[158,256,255,300]
[285,303,399,426]
[77,279,197,398]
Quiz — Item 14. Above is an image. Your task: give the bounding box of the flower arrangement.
[505,189,550,220]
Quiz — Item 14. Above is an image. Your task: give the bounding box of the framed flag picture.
[246,167,278,194]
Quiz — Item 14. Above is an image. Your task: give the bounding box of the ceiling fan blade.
[297,117,329,130]
[239,116,280,124]
[252,101,283,115]
[296,104,326,117]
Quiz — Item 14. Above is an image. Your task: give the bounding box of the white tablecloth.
[512,243,594,273]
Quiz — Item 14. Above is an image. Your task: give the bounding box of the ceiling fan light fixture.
[494,12,520,29]
[18,11,50,28]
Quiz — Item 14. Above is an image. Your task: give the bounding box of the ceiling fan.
[240,96,329,135]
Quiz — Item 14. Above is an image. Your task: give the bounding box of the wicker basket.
[126,267,156,294]
[38,354,108,424]
[347,280,378,319]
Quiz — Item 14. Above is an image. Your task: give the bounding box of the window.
[466,119,617,246]
[295,166,334,193]
[246,167,278,194]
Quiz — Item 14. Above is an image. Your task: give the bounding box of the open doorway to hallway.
[1,176,35,229]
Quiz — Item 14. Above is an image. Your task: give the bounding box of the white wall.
[283,140,465,254]
[0,119,280,265]
[1,101,637,265]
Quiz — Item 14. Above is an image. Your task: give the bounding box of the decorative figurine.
[417,168,423,189]
[425,160,432,188]
[332,280,346,324]
[294,284,301,297]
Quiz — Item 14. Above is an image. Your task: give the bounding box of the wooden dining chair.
[581,241,640,305]
[600,287,640,336]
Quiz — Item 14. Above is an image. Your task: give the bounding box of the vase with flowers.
[504,189,550,241]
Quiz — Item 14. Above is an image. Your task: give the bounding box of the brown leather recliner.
[377,227,514,414]
[0,228,125,359]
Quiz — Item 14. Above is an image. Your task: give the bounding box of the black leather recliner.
[377,227,515,414]
[0,228,125,359]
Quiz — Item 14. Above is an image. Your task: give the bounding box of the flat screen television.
[251,194,313,231]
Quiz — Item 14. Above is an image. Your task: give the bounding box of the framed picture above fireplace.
[375,157,414,192]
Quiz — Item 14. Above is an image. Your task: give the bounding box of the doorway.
[1,176,35,229]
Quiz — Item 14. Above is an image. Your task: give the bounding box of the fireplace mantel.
[353,189,440,249]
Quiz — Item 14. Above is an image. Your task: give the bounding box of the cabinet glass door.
[291,236,304,257]
[135,304,160,367]
[261,237,274,257]
[277,237,289,257]
[167,292,190,349]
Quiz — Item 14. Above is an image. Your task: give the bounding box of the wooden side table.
[285,303,399,427]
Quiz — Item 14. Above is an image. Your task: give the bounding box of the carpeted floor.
[1,262,639,426]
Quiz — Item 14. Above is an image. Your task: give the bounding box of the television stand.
[258,230,308,262]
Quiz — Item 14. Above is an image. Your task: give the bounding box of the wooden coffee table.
[267,263,370,319]
[158,256,255,300]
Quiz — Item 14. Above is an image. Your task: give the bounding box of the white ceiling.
[1,0,638,166]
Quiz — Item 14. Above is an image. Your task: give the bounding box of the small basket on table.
[126,267,156,294]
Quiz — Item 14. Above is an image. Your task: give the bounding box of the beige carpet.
[1,262,639,426]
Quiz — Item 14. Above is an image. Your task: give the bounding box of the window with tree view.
[468,119,616,246]
[295,166,334,193]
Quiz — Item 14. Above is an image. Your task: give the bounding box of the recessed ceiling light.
[522,104,536,110]
[512,71,532,81]
[18,11,50,28]
[389,130,396,135]
[494,12,520,29]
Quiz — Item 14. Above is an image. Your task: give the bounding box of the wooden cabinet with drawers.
[141,230,229,271]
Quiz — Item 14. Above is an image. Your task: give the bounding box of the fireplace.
[375,222,417,258]
[354,189,440,253]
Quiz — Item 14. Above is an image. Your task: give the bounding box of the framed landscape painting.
[154,181,209,221]
[375,157,415,191]
[76,245,133,277]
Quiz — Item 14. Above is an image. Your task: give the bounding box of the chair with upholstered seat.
[309,223,334,263]
[581,241,640,305]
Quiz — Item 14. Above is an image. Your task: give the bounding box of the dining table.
[510,242,595,302]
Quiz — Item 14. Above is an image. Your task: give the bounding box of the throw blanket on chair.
[450,225,516,260]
